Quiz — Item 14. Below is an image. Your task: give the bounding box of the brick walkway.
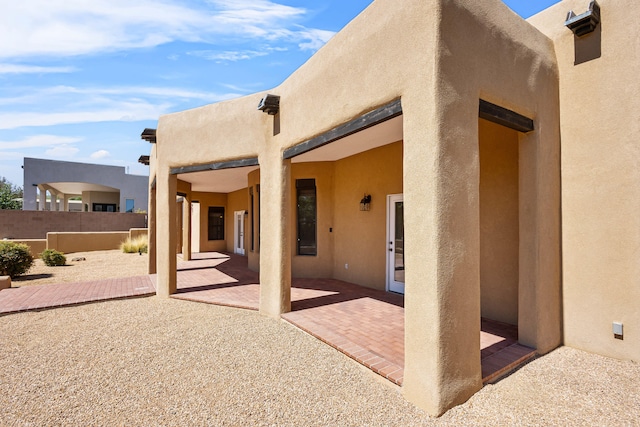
[0,275,155,315]
[171,252,534,386]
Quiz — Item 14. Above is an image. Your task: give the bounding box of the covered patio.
[172,252,535,386]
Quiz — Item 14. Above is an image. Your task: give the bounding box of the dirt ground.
[12,250,149,286]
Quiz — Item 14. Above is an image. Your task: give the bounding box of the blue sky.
[0,0,560,188]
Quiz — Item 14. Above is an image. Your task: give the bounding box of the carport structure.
[147,0,562,415]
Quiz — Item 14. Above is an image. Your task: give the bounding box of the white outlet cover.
[613,322,623,335]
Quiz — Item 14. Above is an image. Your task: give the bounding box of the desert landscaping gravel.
[12,250,148,286]
[1,296,638,426]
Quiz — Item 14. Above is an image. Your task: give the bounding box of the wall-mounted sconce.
[565,0,600,37]
[360,194,371,211]
[257,94,280,115]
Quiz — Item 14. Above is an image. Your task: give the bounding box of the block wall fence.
[0,210,147,239]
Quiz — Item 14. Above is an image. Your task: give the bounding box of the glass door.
[387,194,404,294]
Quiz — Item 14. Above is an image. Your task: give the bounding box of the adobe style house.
[145,0,639,415]
[23,157,148,213]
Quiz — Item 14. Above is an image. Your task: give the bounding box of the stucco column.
[259,155,291,317]
[37,185,46,211]
[148,184,157,275]
[63,194,70,211]
[155,168,177,297]
[182,193,192,261]
[518,113,562,354]
[401,94,482,416]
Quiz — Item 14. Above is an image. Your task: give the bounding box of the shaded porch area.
[172,252,535,386]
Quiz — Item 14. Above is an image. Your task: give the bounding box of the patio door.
[386,194,405,294]
[234,211,245,255]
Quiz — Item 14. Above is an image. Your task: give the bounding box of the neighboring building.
[145,0,639,416]
[23,158,148,213]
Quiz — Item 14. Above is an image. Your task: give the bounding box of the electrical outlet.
[345,263,348,269]
[613,322,623,340]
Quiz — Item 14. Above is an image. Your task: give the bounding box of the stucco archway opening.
[478,116,535,381]
[287,106,404,291]
[36,182,120,212]
[278,102,406,384]
[170,162,259,268]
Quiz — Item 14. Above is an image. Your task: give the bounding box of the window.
[208,207,225,240]
[296,179,316,255]
[125,199,135,213]
[93,203,116,212]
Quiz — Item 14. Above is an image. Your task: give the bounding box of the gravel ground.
[12,250,148,286]
[0,297,638,426]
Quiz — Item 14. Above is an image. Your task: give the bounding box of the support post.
[182,192,192,261]
[156,168,177,297]
[148,185,157,274]
[259,155,291,317]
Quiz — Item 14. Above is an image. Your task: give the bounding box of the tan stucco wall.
[153,0,562,415]
[193,191,228,253]
[530,0,640,361]
[332,141,403,290]
[7,239,47,258]
[401,0,561,413]
[290,162,335,278]
[129,228,148,240]
[47,231,129,253]
[479,119,519,325]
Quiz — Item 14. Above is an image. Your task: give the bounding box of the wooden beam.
[479,99,534,133]
[170,157,259,175]
[283,99,402,160]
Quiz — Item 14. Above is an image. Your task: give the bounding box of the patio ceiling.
[176,115,403,194]
[177,166,259,194]
[41,182,119,195]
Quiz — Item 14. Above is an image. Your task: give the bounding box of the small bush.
[120,235,148,254]
[41,249,67,266]
[0,241,34,278]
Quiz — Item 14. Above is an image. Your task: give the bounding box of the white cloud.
[0,101,169,130]
[0,135,82,150]
[45,144,79,158]
[188,50,269,62]
[90,149,110,159]
[0,64,77,74]
[0,85,239,107]
[188,46,289,62]
[296,28,336,51]
[0,0,334,59]
[0,83,245,129]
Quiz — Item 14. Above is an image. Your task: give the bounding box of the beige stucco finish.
[530,0,640,361]
[142,0,640,416]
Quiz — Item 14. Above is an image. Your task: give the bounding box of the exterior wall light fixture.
[257,94,280,115]
[565,0,600,37]
[360,194,371,211]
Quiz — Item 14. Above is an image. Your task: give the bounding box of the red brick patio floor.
[0,275,155,315]
[172,252,535,386]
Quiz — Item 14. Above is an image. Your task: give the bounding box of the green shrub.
[0,241,34,278]
[120,235,148,254]
[41,249,66,266]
